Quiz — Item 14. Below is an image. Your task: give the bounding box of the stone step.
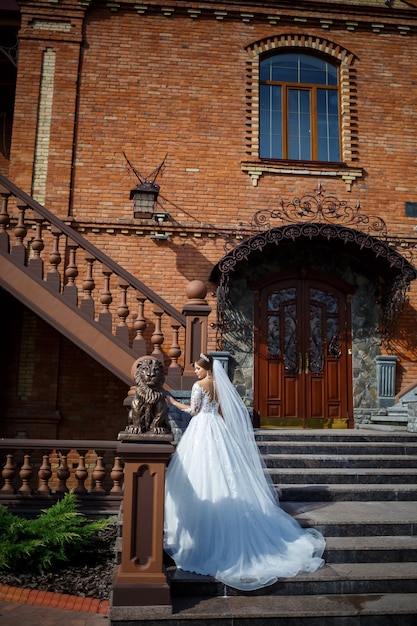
[324,535,417,563]
[254,429,417,443]
[110,430,417,625]
[110,592,417,625]
[257,441,417,456]
[370,414,408,422]
[279,482,417,502]
[167,561,417,597]
[368,413,409,429]
[358,423,408,431]
[263,453,417,469]
[160,536,417,571]
[268,467,417,484]
[282,500,417,537]
[162,503,417,594]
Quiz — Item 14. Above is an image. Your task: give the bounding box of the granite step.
[279,482,417,501]
[263,453,417,469]
[324,535,417,563]
[257,440,417,456]
[167,561,417,598]
[111,592,417,625]
[110,430,417,626]
[164,501,417,598]
[282,500,417,537]
[359,423,408,431]
[268,467,417,484]
[254,429,417,443]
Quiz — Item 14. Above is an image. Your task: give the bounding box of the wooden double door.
[254,271,353,428]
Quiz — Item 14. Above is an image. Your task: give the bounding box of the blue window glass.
[260,84,282,159]
[260,52,340,162]
[288,90,311,160]
[317,89,340,161]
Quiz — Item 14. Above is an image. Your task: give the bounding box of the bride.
[164,353,325,591]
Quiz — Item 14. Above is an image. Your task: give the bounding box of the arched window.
[260,52,340,162]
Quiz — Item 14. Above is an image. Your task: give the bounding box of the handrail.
[0,438,119,451]
[0,173,185,325]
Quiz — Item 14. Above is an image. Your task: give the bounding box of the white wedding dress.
[164,377,325,591]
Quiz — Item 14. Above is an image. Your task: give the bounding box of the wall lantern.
[130,181,160,218]
[124,151,167,219]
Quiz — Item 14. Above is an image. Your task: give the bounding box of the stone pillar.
[182,280,211,379]
[376,355,397,408]
[210,350,231,374]
[112,438,174,607]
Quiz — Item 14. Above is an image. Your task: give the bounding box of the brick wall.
[3,0,417,435]
[0,290,127,440]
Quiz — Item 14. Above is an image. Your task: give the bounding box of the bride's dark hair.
[195,354,216,401]
[195,353,213,371]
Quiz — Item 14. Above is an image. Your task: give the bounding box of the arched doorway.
[212,217,416,429]
[253,269,355,428]
[211,187,417,429]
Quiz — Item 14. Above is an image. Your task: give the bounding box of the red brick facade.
[1,0,417,437]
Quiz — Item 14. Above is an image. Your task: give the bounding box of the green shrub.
[0,492,112,572]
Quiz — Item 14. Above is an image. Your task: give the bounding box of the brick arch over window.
[245,34,358,165]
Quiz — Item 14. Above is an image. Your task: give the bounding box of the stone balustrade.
[0,438,123,517]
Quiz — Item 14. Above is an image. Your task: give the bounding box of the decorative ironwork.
[218,222,416,281]
[221,302,254,354]
[379,273,412,345]
[308,289,341,372]
[250,183,387,236]
[268,289,297,363]
[215,186,417,350]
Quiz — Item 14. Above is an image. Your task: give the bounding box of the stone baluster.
[110,456,124,493]
[132,290,147,357]
[37,453,52,494]
[1,453,16,493]
[80,252,96,317]
[0,186,11,252]
[63,239,79,306]
[74,453,88,494]
[18,453,33,494]
[28,216,45,278]
[12,200,28,264]
[56,451,70,493]
[47,227,62,292]
[99,265,113,332]
[167,318,182,388]
[92,452,106,493]
[151,305,164,356]
[116,279,130,344]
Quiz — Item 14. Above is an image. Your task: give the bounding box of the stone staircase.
[361,406,410,431]
[110,429,417,625]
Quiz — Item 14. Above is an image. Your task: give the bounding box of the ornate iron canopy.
[213,186,417,347]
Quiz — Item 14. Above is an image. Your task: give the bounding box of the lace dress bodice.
[188,382,219,416]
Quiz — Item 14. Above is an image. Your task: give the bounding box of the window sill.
[241,161,363,192]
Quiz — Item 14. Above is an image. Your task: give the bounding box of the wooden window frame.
[243,35,363,192]
[260,57,340,162]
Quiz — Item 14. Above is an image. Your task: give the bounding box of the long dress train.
[164,379,325,591]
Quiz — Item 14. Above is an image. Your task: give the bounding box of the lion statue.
[127,357,170,435]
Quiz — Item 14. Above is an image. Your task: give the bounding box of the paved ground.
[0,585,109,626]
